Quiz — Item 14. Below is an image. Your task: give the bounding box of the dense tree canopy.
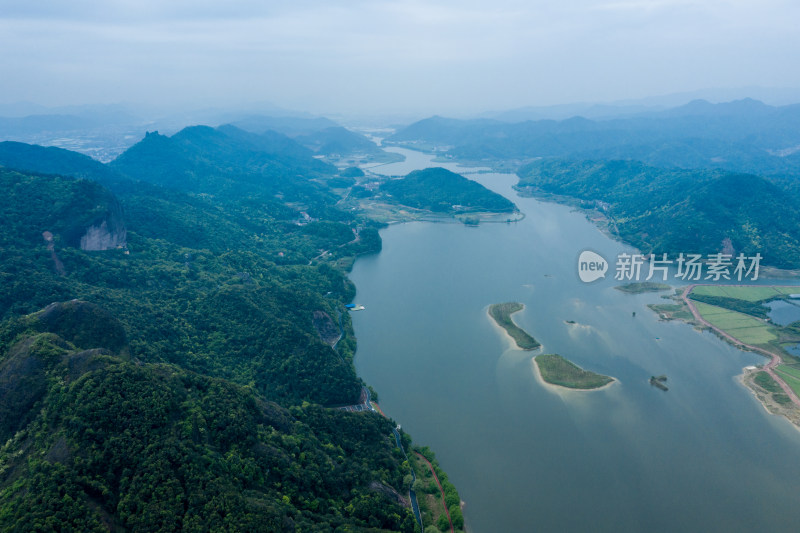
[0,134,417,532]
[380,167,516,214]
[517,159,800,269]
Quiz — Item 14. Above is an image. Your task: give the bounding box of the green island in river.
[535,354,615,390]
[614,282,671,294]
[488,302,541,350]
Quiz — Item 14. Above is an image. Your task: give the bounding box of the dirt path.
[681,284,800,406]
[415,451,454,533]
[308,228,361,265]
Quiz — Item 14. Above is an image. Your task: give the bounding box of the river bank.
[350,146,800,532]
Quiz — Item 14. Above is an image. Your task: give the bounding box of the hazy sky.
[2,0,799,115]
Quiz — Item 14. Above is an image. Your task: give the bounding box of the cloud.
[1,0,799,114]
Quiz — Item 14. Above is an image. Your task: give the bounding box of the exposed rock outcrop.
[80,219,126,251]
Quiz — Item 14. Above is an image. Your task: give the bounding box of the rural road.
[681,284,800,407]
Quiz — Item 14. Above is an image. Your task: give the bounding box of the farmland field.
[775,364,800,381]
[691,285,797,302]
[692,301,777,345]
[774,365,800,397]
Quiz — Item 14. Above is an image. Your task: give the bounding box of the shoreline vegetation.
[534,354,616,390]
[487,302,541,350]
[352,197,525,226]
[410,447,466,533]
[741,369,800,428]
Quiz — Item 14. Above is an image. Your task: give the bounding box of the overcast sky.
[2,0,799,116]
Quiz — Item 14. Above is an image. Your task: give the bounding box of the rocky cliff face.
[61,188,127,251]
[80,218,127,251]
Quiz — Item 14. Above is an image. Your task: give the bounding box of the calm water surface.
[350,149,800,533]
[765,299,800,326]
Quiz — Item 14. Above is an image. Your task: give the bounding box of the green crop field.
[728,327,779,345]
[693,301,777,345]
[691,285,797,302]
[774,366,800,397]
[775,364,800,381]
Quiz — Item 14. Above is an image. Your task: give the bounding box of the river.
[351,148,800,533]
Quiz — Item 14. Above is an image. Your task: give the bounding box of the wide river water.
[351,148,800,532]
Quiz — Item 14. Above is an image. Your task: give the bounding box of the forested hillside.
[516,159,800,269]
[110,125,336,201]
[0,141,126,185]
[0,133,421,531]
[380,167,516,214]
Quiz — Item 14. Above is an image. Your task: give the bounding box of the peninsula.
[488,302,540,350]
[534,354,615,390]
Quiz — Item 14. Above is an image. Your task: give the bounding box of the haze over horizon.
[3,0,800,117]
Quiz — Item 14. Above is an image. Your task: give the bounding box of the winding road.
[681,284,800,407]
[391,428,423,531]
[338,386,374,412]
[339,391,423,530]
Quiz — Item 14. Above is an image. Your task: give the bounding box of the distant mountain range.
[0,106,401,165]
[387,99,800,177]
[477,87,800,122]
[383,98,800,270]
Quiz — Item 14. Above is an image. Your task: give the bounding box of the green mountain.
[517,159,800,269]
[110,125,336,203]
[0,318,414,531]
[294,126,401,161]
[0,167,127,318]
[0,141,124,185]
[0,141,425,531]
[380,167,517,214]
